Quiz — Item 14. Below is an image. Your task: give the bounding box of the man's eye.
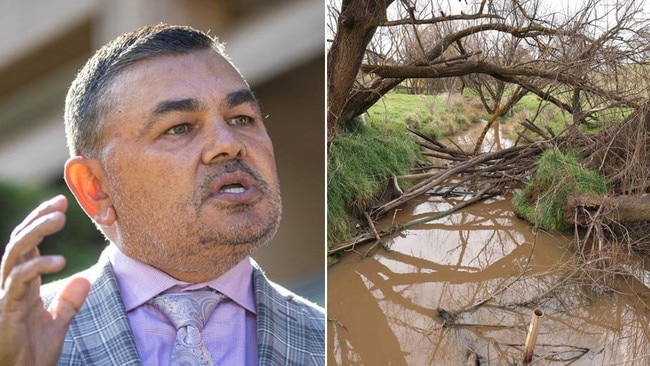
[229,116,254,126]
[166,124,190,135]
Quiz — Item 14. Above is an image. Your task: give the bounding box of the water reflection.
[328,195,650,365]
[328,121,650,365]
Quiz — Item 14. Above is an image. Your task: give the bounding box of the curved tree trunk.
[327,0,394,146]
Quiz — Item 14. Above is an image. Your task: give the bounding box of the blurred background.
[0,0,325,305]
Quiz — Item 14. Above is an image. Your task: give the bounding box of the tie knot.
[151,290,227,330]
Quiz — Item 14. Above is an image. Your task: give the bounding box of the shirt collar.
[106,243,255,314]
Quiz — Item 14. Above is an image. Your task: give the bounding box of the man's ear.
[64,156,116,225]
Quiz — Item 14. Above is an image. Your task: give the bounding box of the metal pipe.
[523,308,544,364]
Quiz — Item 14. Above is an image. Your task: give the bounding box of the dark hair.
[64,24,227,158]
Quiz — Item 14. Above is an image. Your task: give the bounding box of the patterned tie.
[150,290,228,366]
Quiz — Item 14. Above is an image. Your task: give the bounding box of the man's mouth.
[220,183,246,194]
[200,161,268,206]
[205,171,263,205]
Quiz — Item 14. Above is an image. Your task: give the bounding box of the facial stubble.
[106,161,282,279]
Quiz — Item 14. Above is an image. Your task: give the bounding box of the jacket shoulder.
[41,263,104,307]
[252,265,325,366]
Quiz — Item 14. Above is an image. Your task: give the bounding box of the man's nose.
[201,119,246,164]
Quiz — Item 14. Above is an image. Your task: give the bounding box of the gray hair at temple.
[64,24,230,158]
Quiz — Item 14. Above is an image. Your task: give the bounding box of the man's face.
[98,49,281,281]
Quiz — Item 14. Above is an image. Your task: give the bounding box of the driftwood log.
[565,194,650,224]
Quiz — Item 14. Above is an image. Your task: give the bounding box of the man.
[0,24,324,365]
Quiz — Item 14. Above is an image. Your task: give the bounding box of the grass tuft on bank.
[328,120,422,244]
[513,149,609,231]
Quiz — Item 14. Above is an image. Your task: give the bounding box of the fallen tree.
[328,102,650,256]
[565,194,650,225]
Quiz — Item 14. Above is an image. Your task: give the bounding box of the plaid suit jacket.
[41,253,325,365]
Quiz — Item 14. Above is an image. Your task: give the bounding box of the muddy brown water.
[327,122,650,365]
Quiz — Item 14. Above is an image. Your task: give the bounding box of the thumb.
[49,277,91,327]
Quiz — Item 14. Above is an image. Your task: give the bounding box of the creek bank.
[328,115,650,364]
[331,103,650,262]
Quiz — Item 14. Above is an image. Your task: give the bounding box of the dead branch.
[328,185,494,255]
[363,212,386,257]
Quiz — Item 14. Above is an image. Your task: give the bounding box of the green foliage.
[513,149,609,231]
[328,127,422,243]
[0,181,105,283]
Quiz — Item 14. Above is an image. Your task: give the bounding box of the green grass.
[366,92,482,139]
[328,122,422,244]
[513,149,609,231]
[509,94,571,136]
[509,94,634,139]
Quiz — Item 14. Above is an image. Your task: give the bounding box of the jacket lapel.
[65,256,142,365]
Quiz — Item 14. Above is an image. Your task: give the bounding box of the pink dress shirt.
[106,244,258,365]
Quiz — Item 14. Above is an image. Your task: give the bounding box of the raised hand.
[0,195,91,366]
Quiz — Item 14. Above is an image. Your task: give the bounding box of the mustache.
[198,160,269,197]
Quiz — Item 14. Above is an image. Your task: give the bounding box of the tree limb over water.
[327,0,650,145]
[328,101,649,256]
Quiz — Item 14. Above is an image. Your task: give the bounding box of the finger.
[49,277,90,329]
[10,195,68,240]
[6,212,67,258]
[3,196,67,283]
[3,256,65,303]
[1,212,67,287]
